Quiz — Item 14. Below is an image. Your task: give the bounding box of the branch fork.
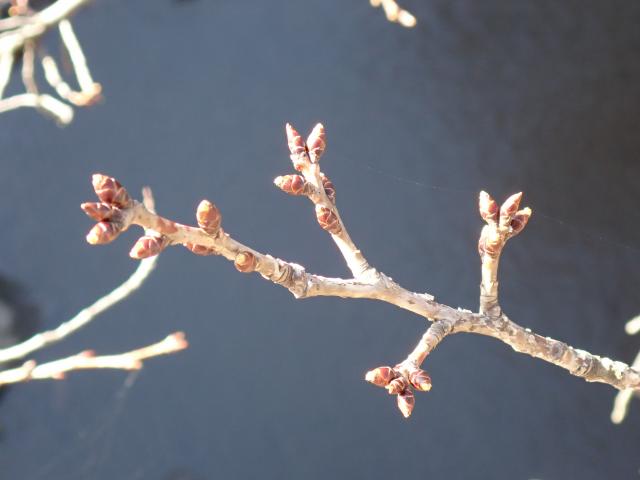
[81,122,640,419]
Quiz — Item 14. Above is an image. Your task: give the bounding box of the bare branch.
[81,123,640,418]
[0,0,98,123]
[0,332,188,386]
[0,256,158,363]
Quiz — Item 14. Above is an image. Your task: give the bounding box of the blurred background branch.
[0,0,101,125]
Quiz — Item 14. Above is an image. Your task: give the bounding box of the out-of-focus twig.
[370,0,416,28]
[611,314,640,423]
[0,332,188,385]
[0,0,100,124]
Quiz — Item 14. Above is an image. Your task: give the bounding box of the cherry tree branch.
[0,187,188,385]
[81,122,640,418]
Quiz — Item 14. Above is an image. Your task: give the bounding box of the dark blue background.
[1,1,639,478]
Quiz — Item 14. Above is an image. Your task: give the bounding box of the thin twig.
[0,332,188,385]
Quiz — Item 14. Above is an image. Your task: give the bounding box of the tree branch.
[0,187,188,386]
[0,0,99,124]
[0,332,187,386]
[81,122,640,418]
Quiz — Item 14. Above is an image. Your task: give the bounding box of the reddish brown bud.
[234,251,257,273]
[499,192,523,228]
[315,205,342,234]
[478,191,498,224]
[81,202,116,221]
[92,174,131,208]
[196,199,221,234]
[184,243,217,256]
[320,173,336,203]
[274,175,308,196]
[365,366,395,387]
[306,123,326,162]
[409,370,432,392]
[129,235,167,259]
[386,376,409,395]
[397,390,415,418]
[86,221,122,245]
[510,207,532,237]
[286,123,306,155]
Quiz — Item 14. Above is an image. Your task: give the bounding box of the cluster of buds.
[478,191,532,258]
[278,123,341,234]
[82,174,132,245]
[365,365,432,418]
[285,123,326,170]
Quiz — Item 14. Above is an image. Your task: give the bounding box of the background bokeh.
[1,1,640,478]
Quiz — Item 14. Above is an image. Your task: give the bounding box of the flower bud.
[92,174,131,208]
[196,199,221,234]
[184,243,217,256]
[274,175,308,196]
[129,235,167,259]
[86,221,122,245]
[478,191,498,224]
[81,202,115,221]
[286,123,307,156]
[306,123,326,162]
[365,366,395,387]
[386,376,409,395]
[409,369,432,392]
[499,192,523,228]
[234,251,257,273]
[510,207,532,237]
[320,173,336,203]
[397,390,415,418]
[315,205,342,234]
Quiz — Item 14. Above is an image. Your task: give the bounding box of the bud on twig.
[130,235,167,259]
[478,191,498,224]
[286,123,308,171]
[92,174,131,208]
[196,200,221,235]
[499,192,523,228]
[365,366,395,387]
[81,202,116,221]
[234,251,257,273]
[409,369,432,392]
[510,207,532,237]
[397,390,415,418]
[315,205,342,234]
[320,173,336,203]
[386,376,409,395]
[306,123,326,163]
[86,221,122,245]
[274,175,309,196]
